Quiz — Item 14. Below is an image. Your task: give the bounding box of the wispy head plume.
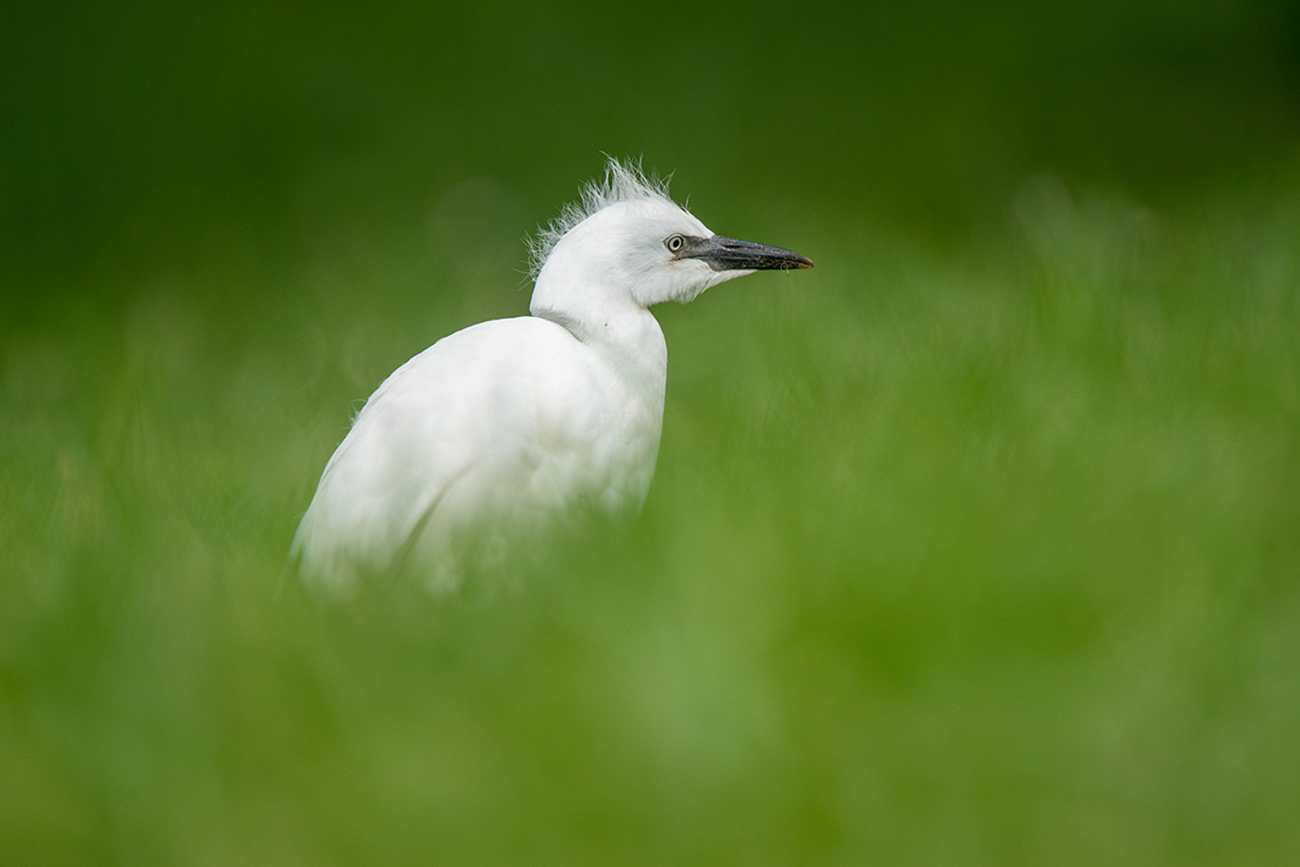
[528,157,676,278]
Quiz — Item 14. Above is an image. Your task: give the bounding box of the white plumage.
[293,159,812,592]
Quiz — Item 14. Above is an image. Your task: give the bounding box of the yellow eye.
[665,234,685,253]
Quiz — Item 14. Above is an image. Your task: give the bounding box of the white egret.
[293,159,813,593]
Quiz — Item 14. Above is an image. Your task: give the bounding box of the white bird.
[293,159,813,593]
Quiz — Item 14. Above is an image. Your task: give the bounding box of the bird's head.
[530,161,813,317]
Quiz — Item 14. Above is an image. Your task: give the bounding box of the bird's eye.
[665,234,685,253]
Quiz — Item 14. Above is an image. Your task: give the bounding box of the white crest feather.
[528,157,676,278]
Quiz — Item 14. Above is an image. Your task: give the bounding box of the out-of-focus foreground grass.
[2,166,1297,864]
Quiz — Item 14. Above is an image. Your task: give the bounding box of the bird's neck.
[529,267,668,403]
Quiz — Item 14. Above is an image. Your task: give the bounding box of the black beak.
[678,235,814,272]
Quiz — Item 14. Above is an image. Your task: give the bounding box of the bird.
[292,158,813,594]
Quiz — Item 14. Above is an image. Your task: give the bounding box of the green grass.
[2,173,1298,865]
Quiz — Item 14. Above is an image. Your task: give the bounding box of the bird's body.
[293,160,812,592]
[295,314,665,590]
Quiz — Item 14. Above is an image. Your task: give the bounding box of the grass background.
[3,1,1300,864]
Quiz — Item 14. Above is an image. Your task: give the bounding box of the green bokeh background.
[3,2,1299,864]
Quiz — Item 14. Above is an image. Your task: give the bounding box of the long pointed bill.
[680,235,815,272]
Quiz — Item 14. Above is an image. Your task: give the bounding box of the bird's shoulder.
[348,315,616,442]
[362,316,577,397]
